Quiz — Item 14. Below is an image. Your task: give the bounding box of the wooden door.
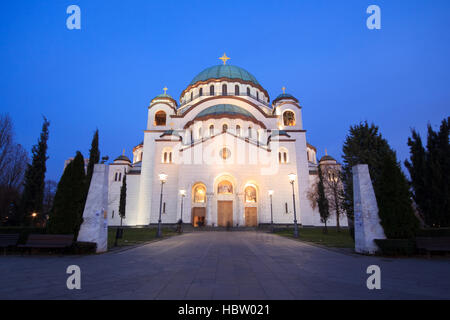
[217,201,233,227]
[245,207,257,227]
[192,207,206,227]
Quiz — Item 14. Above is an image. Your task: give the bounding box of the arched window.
[222,124,228,132]
[236,125,241,136]
[209,125,214,136]
[198,127,202,138]
[218,180,233,194]
[219,147,231,160]
[222,84,227,95]
[190,92,193,101]
[199,88,203,96]
[114,172,118,181]
[210,85,215,96]
[235,85,240,95]
[118,172,122,181]
[247,87,251,96]
[283,111,296,126]
[154,110,167,126]
[256,91,259,101]
[193,184,206,203]
[248,127,252,138]
[278,148,288,164]
[245,186,257,203]
[162,148,173,163]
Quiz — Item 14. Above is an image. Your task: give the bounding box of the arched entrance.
[191,183,206,227]
[244,184,258,227]
[217,180,233,227]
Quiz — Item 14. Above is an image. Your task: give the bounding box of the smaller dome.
[319,154,336,163]
[150,91,177,107]
[273,93,298,105]
[195,104,255,119]
[114,155,131,163]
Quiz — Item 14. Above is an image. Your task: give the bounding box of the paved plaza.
[0,232,449,300]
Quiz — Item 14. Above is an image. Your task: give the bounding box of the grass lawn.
[108,227,177,249]
[275,227,354,248]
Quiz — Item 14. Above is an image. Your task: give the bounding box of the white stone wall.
[99,79,339,228]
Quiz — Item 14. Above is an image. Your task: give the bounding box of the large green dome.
[189,65,260,86]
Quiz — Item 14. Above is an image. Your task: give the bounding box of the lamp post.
[179,189,186,233]
[268,190,274,232]
[31,212,37,227]
[156,173,168,238]
[288,173,299,238]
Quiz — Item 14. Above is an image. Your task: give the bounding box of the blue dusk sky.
[0,0,449,181]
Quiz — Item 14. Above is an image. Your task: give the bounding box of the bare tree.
[307,163,346,232]
[0,114,29,224]
[43,180,57,216]
[321,164,345,232]
[0,114,14,177]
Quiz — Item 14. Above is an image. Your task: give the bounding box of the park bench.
[416,237,450,256]
[0,234,20,254]
[18,234,74,254]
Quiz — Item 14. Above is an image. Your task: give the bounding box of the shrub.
[71,241,97,254]
[375,239,416,256]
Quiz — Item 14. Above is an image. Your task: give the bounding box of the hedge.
[374,239,416,256]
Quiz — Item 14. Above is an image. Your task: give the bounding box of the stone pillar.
[206,193,213,226]
[353,164,386,254]
[78,164,109,253]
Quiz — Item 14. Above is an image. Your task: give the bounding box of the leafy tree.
[405,117,449,227]
[341,122,396,236]
[47,151,86,239]
[86,129,100,189]
[376,155,419,239]
[20,117,50,225]
[317,165,330,233]
[118,172,126,226]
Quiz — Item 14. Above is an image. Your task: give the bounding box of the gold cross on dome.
[163,87,168,95]
[219,53,230,65]
[282,86,286,94]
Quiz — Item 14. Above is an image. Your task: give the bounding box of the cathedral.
[103,55,347,228]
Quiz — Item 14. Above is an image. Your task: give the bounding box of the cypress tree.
[20,117,50,225]
[405,117,449,227]
[86,129,100,189]
[119,172,126,226]
[341,122,396,235]
[48,151,86,239]
[376,155,419,239]
[317,165,330,233]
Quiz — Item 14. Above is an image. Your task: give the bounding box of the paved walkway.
[0,232,449,300]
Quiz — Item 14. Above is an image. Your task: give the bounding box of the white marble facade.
[101,58,347,228]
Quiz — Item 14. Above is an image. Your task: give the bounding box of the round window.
[220,147,231,160]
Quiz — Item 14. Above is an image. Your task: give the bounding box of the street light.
[288,173,299,238]
[268,190,274,233]
[179,189,186,232]
[31,212,37,227]
[156,173,168,238]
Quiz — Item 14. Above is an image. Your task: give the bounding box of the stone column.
[353,164,386,254]
[78,164,109,253]
[206,193,213,226]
